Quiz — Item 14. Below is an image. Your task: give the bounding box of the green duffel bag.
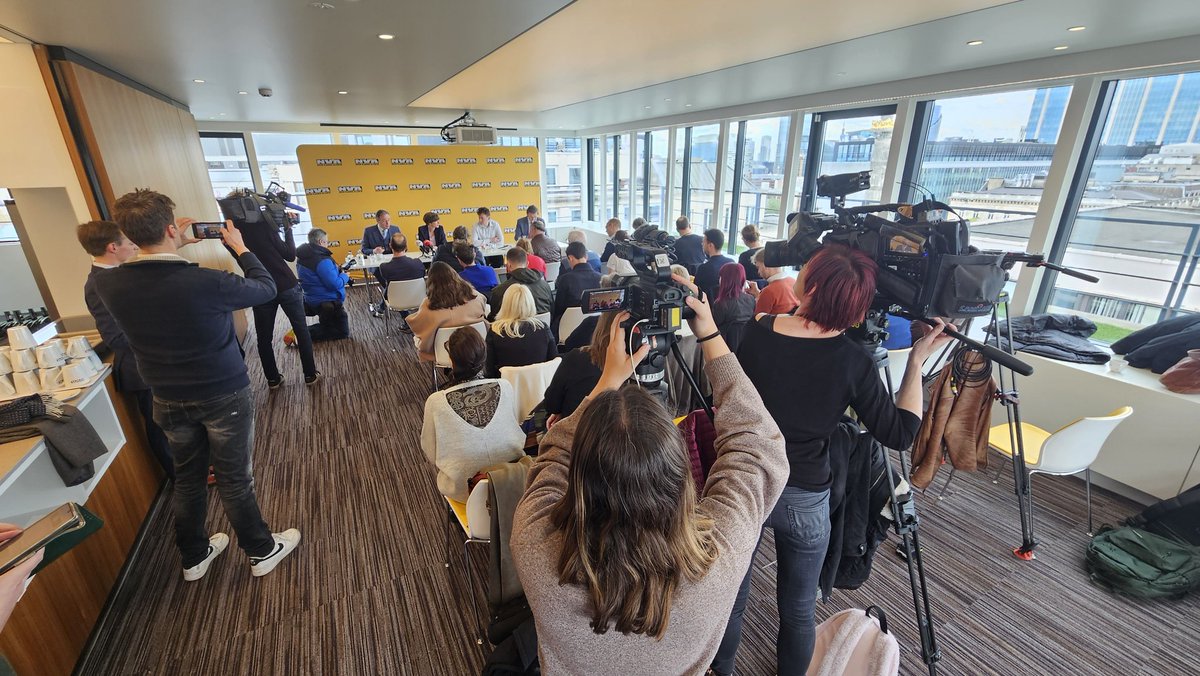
[1086,526,1200,599]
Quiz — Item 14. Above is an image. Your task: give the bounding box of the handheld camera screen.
[581,288,626,313]
[193,222,224,240]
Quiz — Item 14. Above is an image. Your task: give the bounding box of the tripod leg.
[1085,468,1094,537]
[669,340,713,421]
[937,467,956,500]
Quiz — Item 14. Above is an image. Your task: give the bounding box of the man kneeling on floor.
[97,188,301,581]
[296,228,351,342]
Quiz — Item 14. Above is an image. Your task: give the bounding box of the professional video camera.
[216,181,305,229]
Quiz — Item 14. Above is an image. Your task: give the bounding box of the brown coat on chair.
[910,350,995,490]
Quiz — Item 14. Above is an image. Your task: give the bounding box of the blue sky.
[933,90,1039,141]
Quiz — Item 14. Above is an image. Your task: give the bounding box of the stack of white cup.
[2,328,101,398]
[6,326,41,396]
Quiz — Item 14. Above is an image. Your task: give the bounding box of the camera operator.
[296,229,351,342]
[511,282,788,674]
[97,189,301,581]
[232,193,320,388]
[711,243,951,676]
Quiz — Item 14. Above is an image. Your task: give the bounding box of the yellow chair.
[443,479,491,645]
[988,407,1133,536]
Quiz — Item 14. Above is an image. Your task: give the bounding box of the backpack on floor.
[1085,526,1200,599]
[1127,484,1200,546]
[807,607,900,676]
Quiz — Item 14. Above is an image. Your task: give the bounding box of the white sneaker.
[182,533,229,582]
[249,529,302,577]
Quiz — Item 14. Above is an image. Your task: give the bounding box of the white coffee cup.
[68,357,96,378]
[10,349,37,372]
[0,374,15,397]
[0,348,11,376]
[84,351,103,371]
[39,366,64,390]
[65,336,93,359]
[13,370,39,396]
[1108,356,1128,374]
[62,362,93,387]
[36,343,67,368]
[6,326,37,350]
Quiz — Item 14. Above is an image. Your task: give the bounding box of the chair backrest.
[500,357,562,420]
[433,321,489,368]
[1038,406,1134,474]
[534,311,551,326]
[465,478,491,540]
[386,278,426,311]
[557,307,596,342]
[544,262,561,284]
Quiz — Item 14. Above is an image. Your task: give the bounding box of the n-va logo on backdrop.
[432,208,452,215]
[409,183,432,190]
[514,157,534,164]
[338,185,363,193]
[355,158,379,165]
[397,209,421,217]
[471,181,492,188]
[425,158,446,165]
[315,159,342,166]
[328,213,353,221]
[305,186,331,195]
[524,180,540,187]
[500,181,519,188]
[489,205,511,212]
[460,207,477,214]
[375,184,399,191]
[441,182,463,189]
[487,158,505,164]
[361,212,378,219]
[347,238,361,245]
[457,158,477,164]
[392,158,414,165]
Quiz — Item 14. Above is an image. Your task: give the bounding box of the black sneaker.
[304,372,321,386]
[267,375,284,389]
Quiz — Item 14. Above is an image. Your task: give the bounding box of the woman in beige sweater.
[406,261,487,361]
[511,277,789,675]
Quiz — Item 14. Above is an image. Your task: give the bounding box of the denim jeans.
[712,487,831,675]
[133,388,173,479]
[308,300,349,342]
[153,387,275,567]
[253,285,317,379]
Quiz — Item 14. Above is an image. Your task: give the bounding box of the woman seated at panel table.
[486,285,558,378]
[406,261,487,361]
[421,327,525,502]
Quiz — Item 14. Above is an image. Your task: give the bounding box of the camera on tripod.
[217,182,306,230]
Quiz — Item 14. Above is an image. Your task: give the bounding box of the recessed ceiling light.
[237,90,248,95]
[337,90,349,95]
[836,71,846,76]
[1053,45,1069,50]
[664,98,671,102]
[966,40,983,46]
[1068,25,1086,32]
[644,105,651,109]
[193,79,206,83]
[308,1,335,8]
[378,33,394,40]
[685,103,692,107]
[218,112,226,116]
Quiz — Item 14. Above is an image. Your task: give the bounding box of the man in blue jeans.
[97,188,301,581]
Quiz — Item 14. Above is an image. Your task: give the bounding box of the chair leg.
[1085,467,1094,537]
[938,467,957,500]
[759,559,778,572]
[462,540,484,646]
[431,363,438,392]
[443,507,452,568]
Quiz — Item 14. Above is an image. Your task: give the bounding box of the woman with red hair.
[711,262,755,352]
[712,243,951,676]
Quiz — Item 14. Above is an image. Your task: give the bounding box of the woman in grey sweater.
[511,278,789,675]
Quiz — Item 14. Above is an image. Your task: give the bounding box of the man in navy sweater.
[96,189,301,581]
[693,228,735,301]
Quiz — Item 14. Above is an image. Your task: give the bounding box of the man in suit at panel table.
[473,206,504,248]
[76,219,174,479]
[361,209,401,255]
[514,205,544,241]
[550,241,602,339]
[417,211,447,248]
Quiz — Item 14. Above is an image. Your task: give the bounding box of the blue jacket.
[361,224,401,254]
[297,243,348,304]
[460,264,499,296]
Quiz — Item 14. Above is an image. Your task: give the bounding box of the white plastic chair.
[986,406,1133,535]
[534,312,551,326]
[500,357,562,421]
[384,278,426,336]
[429,321,489,390]
[444,479,491,645]
[543,263,561,285]
[556,307,596,344]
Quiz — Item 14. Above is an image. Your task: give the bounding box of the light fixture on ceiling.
[1053,45,1069,50]
[378,33,394,40]
[1068,25,1086,32]
[685,103,692,107]
[237,90,248,95]
[836,71,846,76]
[218,112,226,116]
[308,1,335,8]
[193,79,206,83]
[966,40,983,46]
[664,98,671,102]
[337,90,349,95]
[644,105,651,109]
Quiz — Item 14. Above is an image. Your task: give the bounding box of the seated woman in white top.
[421,326,526,502]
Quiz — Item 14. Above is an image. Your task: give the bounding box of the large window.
[809,109,896,208]
[904,87,1073,265]
[647,129,668,224]
[200,133,255,200]
[687,124,720,227]
[1041,71,1200,342]
[671,128,687,224]
[589,138,602,221]
[251,132,333,234]
[342,133,411,145]
[732,116,790,236]
[615,134,630,223]
[0,189,15,242]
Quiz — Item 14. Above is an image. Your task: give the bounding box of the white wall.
[0,242,44,311]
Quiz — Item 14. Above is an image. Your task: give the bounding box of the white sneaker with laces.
[182,533,229,582]
[249,529,302,577]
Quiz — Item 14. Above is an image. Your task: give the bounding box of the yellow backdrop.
[296,144,541,261]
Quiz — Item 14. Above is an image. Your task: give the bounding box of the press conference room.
[1,0,1199,674]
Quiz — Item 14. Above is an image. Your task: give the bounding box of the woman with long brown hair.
[511,277,789,674]
[405,261,486,361]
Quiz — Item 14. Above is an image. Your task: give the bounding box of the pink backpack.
[807,607,900,676]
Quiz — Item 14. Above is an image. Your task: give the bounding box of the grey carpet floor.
[82,285,1199,675]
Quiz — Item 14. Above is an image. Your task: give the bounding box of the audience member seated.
[456,241,499,296]
[515,237,547,277]
[712,263,755,352]
[747,248,799,315]
[739,224,763,282]
[296,228,351,342]
[435,226,481,273]
[417,211,448,247]
[694,228,735,301]
[673,216,706,275]
[421,327,525,502]
[605,231,633,276]
[489,247,552,321]
[510,292,788,675]
[530,220,562,265]
[565,230,602,273]
[486,285,558,378]
[543,312,616,423]
[473,206,504,248]
[561,274,618,350]
[551,241,603,337]
[406,261,487,361]
[599,218,621,262]
[378,233,426,315]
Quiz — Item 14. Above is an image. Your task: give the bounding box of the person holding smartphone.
[0,524,43,633]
